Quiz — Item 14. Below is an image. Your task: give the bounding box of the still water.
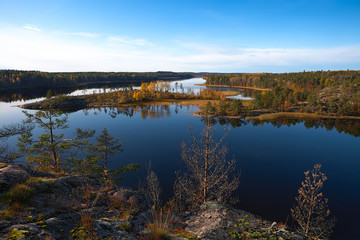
[0,78,359,239]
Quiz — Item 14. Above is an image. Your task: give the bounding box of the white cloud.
[108,36,151,46]
[23,24,41,32]
[53,31,99,38]
[0,25,359,72]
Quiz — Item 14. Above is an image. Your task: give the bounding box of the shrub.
[2,184,34,207]
[0,209,13,220]
[146,202,175,240]
[71,214,98,240]
[229,215,283,239]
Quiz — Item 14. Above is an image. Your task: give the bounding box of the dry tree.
[144,161,162,209]
[174,118,239,210]
[291,164,335,239]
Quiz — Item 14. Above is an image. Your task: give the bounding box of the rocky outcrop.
[95,218,137,240]
[183,201,304,240]
[0,164,29,192]
[0,168,149,240]
[0,166,302,239]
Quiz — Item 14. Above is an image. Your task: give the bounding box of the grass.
[221,91,241,96]
[71,214,98,240]
[2,183,34,207]
[147,223,171,240]
[146,202,176,240]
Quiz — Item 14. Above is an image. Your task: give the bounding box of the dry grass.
[240,100,252,107]
[232,85,271,91]
[71,214,98,240]
[221,91,241,96]
[146,201,176,240]
[2,184,34,207]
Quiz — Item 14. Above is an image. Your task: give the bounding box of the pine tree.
[17,108,70,173]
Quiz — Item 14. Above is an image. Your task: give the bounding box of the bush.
[2,184,34,206]
[71,215,97,240]
[229,215,288,239]
[146,202,175,240]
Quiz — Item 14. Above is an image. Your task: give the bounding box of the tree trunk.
[49,120,58,171]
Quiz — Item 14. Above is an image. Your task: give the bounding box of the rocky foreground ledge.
[0,164,304,240]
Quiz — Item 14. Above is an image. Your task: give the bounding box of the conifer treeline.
[206,70,360,89]
[0,70,193,90]
[206,70,360,116]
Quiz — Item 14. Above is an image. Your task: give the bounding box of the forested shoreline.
[205,70,360,116]
[0,70,194,90]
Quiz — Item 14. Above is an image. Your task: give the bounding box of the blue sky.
[0,0,359,72]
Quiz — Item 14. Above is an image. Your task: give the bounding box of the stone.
[44,213,80,239]
[184,201,269,240]
[0,164,29,192]
[95,218,137,240]
[3,223,41,236]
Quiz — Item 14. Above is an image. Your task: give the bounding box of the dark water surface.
[0,79,359,239]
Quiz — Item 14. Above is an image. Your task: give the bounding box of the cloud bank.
[0,25,359,72]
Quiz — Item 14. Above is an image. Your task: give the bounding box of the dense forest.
[0,70,194,90]
[206,70,360,116]
[206,70,360,90]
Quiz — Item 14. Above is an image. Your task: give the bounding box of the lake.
[1,78,359,239]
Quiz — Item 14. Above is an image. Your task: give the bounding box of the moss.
[8,228,27,240]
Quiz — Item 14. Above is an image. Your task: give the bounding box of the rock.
[0,164,29,192]
[130,210,151,233]
[0,220,10,230]
[183,201,305,240]
[44,213,80,240]
[3,223,41,236]
[184,201,251,240]
[95,218,137,240]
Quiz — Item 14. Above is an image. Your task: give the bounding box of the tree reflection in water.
[86,104,198,120]
[250,118,360,138]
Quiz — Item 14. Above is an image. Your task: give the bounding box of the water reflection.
[0,82,138,103]
[195,116,360,138]
[200,117,247,128]
[81,104,360,138]
[227,88,258,99]
[83,104,196,120]
[250,118,360,138]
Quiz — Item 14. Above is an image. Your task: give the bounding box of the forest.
[0,70,194,90]
[205,70,360,116]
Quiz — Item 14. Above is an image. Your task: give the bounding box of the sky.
[0,0,359,73]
